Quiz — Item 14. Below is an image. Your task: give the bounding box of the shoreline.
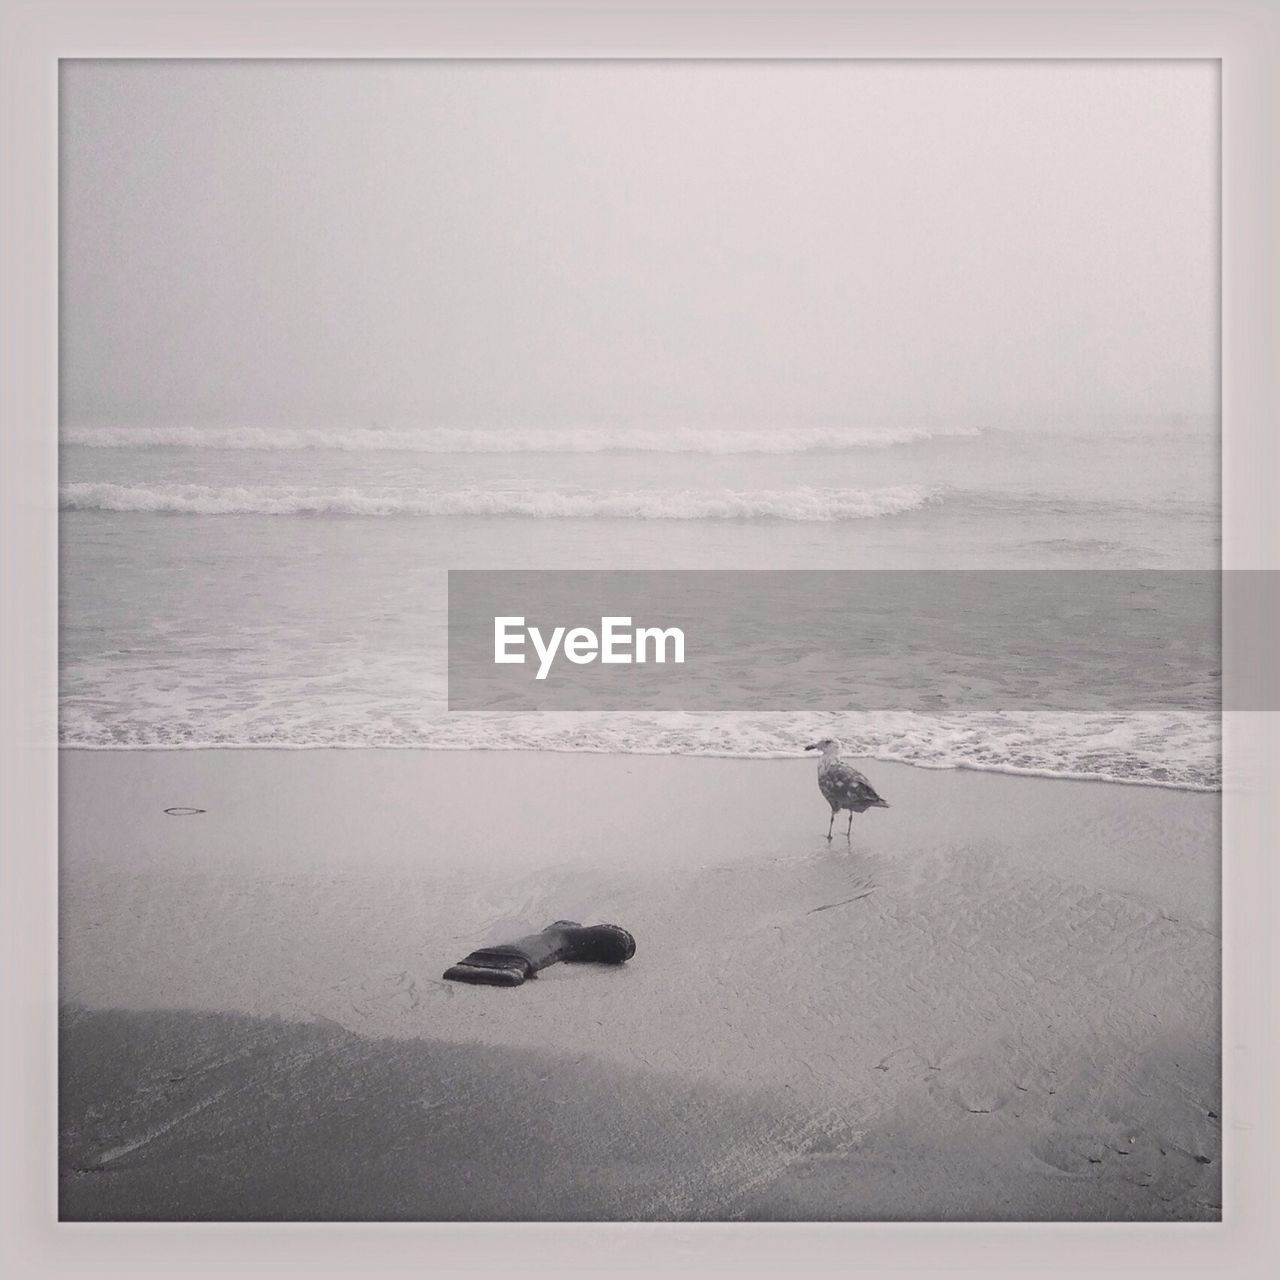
[59,748,1221,1221]
[57,742,1221,794]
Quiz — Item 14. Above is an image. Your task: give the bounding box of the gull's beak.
[804,742,819,752]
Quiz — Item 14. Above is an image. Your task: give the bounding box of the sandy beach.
[58,748,1221,1221]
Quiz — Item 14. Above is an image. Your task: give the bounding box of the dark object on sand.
[163,807,206,816]
[444,920,636,987]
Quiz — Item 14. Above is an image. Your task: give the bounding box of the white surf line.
[83,1086,229,1168]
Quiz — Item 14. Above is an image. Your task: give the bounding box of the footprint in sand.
[783,1105,867,1160]
[924,1055,1015,1115]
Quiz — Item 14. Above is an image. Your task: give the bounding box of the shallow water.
[59,420,1220,786]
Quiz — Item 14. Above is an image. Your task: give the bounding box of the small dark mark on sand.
[1193,1154,1211,1164]
[806,891,875,915]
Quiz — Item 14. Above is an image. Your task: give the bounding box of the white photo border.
[2,2,1276,1276]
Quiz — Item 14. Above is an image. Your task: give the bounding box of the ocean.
[59,421,1220,789]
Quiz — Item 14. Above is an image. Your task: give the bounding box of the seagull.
[804,738,889,841]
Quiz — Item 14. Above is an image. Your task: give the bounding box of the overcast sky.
[60,60,1217,431]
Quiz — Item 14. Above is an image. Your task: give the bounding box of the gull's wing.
[819,761,886,809]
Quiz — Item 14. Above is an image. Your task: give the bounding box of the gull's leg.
[846,811,854,839]
[827,810,835,841]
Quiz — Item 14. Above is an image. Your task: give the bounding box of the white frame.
[3,2,1276,1276]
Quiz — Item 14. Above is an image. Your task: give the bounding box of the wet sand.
[59,749,1221,1220]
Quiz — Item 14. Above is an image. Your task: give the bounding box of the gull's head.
[804,737,842,756]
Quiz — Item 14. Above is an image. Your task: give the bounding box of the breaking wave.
[62,423,981,454]
[58,708,1220,792]
[60,482,939,521]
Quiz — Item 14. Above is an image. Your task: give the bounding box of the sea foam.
[57,707,1221,792]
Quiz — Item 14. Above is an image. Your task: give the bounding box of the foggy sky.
[60,60,1218,430]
